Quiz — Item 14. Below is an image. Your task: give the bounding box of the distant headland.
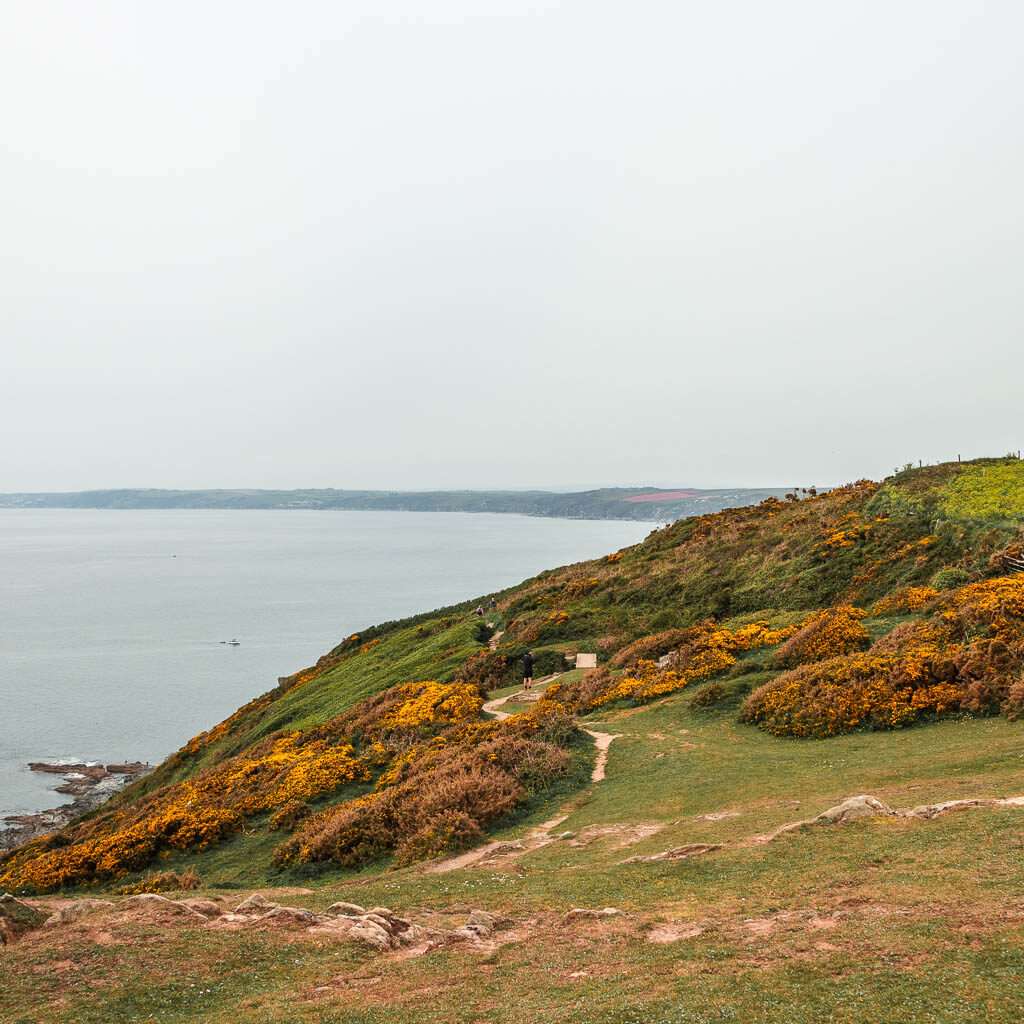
[0,486,790,522]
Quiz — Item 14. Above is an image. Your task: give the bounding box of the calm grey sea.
[0,509,648,818]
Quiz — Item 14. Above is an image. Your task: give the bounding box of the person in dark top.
[522,650,534,690]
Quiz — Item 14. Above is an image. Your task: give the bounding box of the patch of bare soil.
[643,902,903,950]
[583,729,622,782]
[569,821,666,851]
[420,840,526,874]
[424,714,624,873]
[646,921,708,943]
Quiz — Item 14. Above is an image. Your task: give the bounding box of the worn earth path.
[481,674,621,783]
[426,673,622,875]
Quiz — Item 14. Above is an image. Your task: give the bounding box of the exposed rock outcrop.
[0,893,47,944]
[621,843,722,864]
[234,892,275,914]
[312,905,425,950]
[326,901,367,917]
[179,897,224,918]
[1,761,152,851]
[44,898,114,927]
[818,795,894,823]
[443,909,508,943]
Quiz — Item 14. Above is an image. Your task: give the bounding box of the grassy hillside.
[5,456,1024,1023]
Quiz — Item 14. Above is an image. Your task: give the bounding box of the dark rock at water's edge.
[0,761,152,851]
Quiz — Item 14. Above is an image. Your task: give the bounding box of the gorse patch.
[871,587,938,615]
[741,575,1024,737]
[0,730,373,891]
[542,619,801,713]
[771,606,870,667]
[0,677,569,891]
[381,680,482,731]
[274,704,577,870]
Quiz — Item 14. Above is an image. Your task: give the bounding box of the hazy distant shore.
[0,486,788,522]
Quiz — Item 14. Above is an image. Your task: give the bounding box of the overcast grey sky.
[2,1,1021,491]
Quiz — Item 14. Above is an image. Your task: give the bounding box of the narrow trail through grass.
[482,673,623,783]
[426,674,625,873]
[480,675,557,721]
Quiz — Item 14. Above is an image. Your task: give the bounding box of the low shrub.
[742,576,1024,737]
[932,567,971,591]
[452,649,508,695]
[740,653,962,737]
[541,668,619,715]
[543,619,801,712]
[273,706,576,871]
[871,587,937,615]
[728,660,766,677]
[563,577,600,599]
[268,801,313,832]
[117,868,201,895]
[1005,674,1024,720]
[608,629,691,669]
[650,609,683,631]
[691,682,727,708]
[396,809,484,866]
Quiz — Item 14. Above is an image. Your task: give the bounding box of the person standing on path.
[522,650,534,690]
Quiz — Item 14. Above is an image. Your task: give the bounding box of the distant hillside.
[0,485,789,521]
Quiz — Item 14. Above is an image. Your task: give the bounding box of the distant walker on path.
[522,650,534,690]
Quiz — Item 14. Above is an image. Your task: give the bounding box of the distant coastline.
[0,486,789,523]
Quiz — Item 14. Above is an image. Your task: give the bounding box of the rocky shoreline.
[1,761,152,851]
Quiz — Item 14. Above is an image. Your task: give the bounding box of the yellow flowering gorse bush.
[871,587,938,615]
[771,606,870,667]
[742,575,1024,737]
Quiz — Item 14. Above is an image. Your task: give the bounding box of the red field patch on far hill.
[624,490,699,503]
